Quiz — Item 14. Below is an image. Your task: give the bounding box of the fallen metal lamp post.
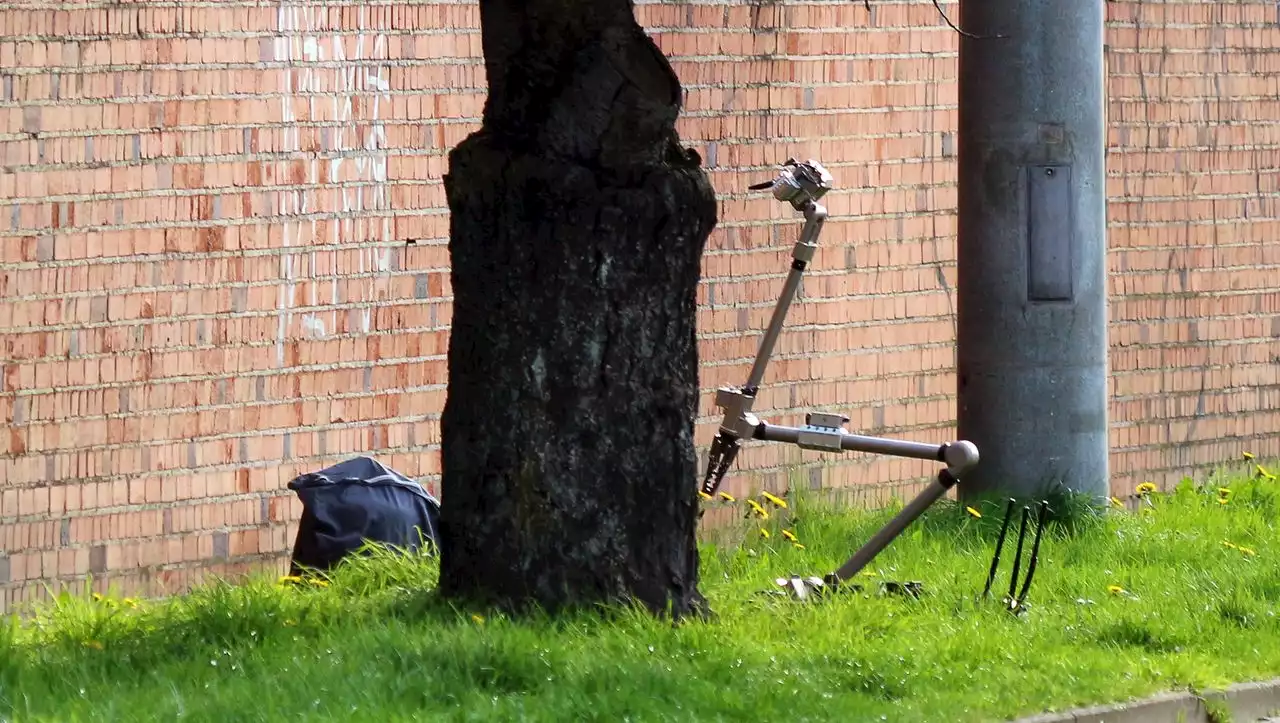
[701,158,981,600]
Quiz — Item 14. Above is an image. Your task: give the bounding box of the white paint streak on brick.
[273,1,393,361]
[275,2,305,367]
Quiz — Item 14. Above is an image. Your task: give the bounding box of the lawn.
[4,461,1280,723]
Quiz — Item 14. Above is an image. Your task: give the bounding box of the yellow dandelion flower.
[1107,585,1126,595]
[471,614,485,625]
[308,578,329,587]
[792,542,806,550]
[759,528,771,539]
[781,529,798,543]
[761,491,789,509]
[698,491,713,501]
[718,491,736,502]
[277,575,303,586]
[965,506,982,519]
[746,499,769,519]
[1256,464,1276,480]
[83,640,104,650]
[1136,482,1157,495]
[91,592,105,603]
[1110,497,1124,507]
[122,598,139,609]
[1223,541,1257,557]
[1243,452,1256,460]
[1217,498,1229,505]
[860,570,878,577]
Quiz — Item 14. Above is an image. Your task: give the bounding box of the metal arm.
[701,159,834,497]
[754,417,977,465]
[755,415,981,583]
[700,159,979,489]
[830,468,958,582]
[699,157,984,595]
[745,202,826,392]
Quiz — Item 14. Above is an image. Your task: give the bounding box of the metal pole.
[744,204,826,392]
[700,160,833,497]
[756,423,946,463]
[829,470,956,582]
[955,0,1109,502]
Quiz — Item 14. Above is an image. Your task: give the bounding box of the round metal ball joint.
[943,440,981,475]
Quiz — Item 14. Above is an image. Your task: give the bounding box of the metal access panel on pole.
[955,0,1109,502]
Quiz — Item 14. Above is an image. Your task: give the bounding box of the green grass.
[4,463,1280,723]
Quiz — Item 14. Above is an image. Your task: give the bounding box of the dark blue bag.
[286,456,440,575]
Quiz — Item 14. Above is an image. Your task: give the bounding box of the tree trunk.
[438,0,718,618]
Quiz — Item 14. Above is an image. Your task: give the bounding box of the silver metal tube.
[745,269,804,391]
[797,203,828,247]
[831,474,952,582]
[743,203,827,391]
[839,432,942,461]
[755,424,800,443]
[754,423,943,462]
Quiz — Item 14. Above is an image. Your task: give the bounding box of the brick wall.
[1106,0,1280,486]
[1,0,1278,613]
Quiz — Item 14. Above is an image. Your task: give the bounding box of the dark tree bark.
[438,0,718,618]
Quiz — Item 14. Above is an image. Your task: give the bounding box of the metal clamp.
[796,413,850,452]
